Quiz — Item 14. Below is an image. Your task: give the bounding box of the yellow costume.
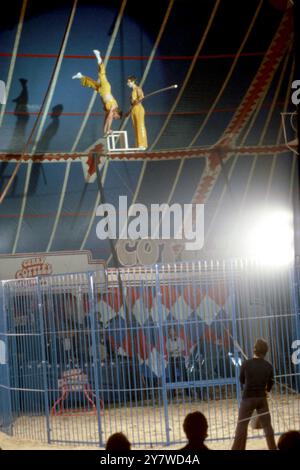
[130,86,147,149]
[81,63,118,112]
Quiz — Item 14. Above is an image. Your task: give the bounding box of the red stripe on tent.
[0,52,266,60]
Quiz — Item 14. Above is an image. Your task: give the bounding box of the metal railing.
[0,260,299,447]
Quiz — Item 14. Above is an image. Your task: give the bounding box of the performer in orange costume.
[127,76,148,149]
[72,50,122,135]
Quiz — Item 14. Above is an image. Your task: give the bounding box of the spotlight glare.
[244,210,294,267]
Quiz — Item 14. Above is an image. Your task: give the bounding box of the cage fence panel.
[0,260,299,447]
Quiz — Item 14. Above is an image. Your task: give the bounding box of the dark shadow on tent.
[29,104,63,195]
[0,78,29,194]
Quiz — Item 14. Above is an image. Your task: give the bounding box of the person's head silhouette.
[278,431,300,450]
[183,411,208,449]
[105,432,131,451]
[253,338,269,358]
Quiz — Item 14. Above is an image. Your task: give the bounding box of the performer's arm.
[137,87,144,101]
[132,86,144,106]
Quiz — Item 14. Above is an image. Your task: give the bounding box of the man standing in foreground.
[232,338,277,450]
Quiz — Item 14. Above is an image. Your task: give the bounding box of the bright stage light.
[243,209,294,267]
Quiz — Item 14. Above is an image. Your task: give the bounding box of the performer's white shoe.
[93,49,102,64]
[72,72,83,79]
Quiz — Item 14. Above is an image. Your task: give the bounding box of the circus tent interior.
[0,0,299,269]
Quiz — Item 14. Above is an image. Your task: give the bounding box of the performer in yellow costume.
[72,50,122,135]
[127,76,148,149]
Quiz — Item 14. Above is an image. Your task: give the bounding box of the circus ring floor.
[1,393,298,450]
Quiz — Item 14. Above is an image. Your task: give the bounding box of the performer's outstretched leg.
[72,72,83,79]
[93,49,102,65]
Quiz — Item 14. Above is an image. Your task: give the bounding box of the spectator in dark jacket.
[232,339,276,450]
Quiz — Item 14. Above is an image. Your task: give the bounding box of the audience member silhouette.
[277,430,300,450]
[180,411,210,450]
[105,432,131,451]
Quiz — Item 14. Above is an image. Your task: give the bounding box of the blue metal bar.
[88,272,103,447]
[289,266,300,391]
[155,263,170,445]
[229,260,241,404]
[36,277,51,444]
[0,282,13,435]
[0,260,299,447]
